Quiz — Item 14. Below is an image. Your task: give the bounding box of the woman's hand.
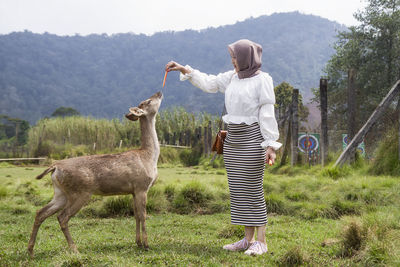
[165,61,191,75]
[266,147,276,165]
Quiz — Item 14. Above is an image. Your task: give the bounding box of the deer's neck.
[139,116,160,160]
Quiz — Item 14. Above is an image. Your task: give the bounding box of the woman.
[165,39,281,256]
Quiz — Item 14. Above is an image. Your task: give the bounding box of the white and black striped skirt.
[223,122,267,226]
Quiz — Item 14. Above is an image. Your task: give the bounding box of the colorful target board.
[342,134,366,157]
[297,133,320,154]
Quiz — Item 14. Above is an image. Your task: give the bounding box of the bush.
[265,193,288,214]
[179,146,202,167]
[101,196,133,217]
[164,184,176,202]
[330,199,361,218]
[339,219,363,256]
[217,224,244,239]
[278,246,306,266]
[158,147,180,164]
[321,165,350,180]
[369,128,400,176]
[146,186,169,213]
[173,181,213,214]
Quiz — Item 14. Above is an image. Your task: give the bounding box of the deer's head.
[125,92,163,121]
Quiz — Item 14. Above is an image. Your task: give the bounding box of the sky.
[0,0,368,36]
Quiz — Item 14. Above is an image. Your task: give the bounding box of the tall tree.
[274,82,309,128]
[51,107,81,117]
[321,0,400,148]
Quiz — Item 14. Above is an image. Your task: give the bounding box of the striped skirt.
[223,122,267,226]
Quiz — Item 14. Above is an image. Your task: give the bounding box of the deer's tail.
[36,166,56,180]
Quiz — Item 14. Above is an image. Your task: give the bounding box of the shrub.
[146,186,169,213]
[330,199,361,218]
[321,165,350,180]
[158,147,180,164]
[101,196,133,217]
[340,219,363,256]
[369,127,400,176]
[265,193,288,214]
[164,184,176,202]
[179,146,202,167]
[217,224,243,239]
[278,246,306,266]
[173,181,213,214]
[209,199,230,213]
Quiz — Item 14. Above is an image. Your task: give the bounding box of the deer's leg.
[28,185,66,257]
[135,191,148,249]
[132,194,142,247]
[57,193,91,253]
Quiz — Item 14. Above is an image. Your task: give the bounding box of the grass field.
[0,162,399,266]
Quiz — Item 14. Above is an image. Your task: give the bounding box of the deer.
[27,91,163,257]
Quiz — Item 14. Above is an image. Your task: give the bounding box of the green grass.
[0,164,399,266]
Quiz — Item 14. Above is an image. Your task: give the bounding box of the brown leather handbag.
[211,130,227,154]
[211,104,228,155]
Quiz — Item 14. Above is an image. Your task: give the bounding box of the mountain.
[0,12,346,123]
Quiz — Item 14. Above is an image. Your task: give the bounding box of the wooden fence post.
[280,108,292,166]
[172,132,176,146]
[348,69,357,163]
[207,121,212,155]
[291,89,299,166]
[203,125,208,155]
[320,78,328,166]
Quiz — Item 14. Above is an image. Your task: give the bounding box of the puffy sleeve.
[258,74,282,150]
[180,65,235,93]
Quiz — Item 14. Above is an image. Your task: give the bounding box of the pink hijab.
[228,39,262,79]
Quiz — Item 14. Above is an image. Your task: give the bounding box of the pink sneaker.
[223,238,251,251]
[244,241,268,255]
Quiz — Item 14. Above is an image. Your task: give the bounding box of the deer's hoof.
[27,248,34,258]
[70,245,79,254]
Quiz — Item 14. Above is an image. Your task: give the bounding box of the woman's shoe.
[244,241,268,255]
[223,238,251,251]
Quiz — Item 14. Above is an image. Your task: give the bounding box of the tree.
[51,107,81,117]
[320,0,400,148]
[0,115,30,145]
[274,82,309,127]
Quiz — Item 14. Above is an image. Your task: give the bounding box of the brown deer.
[28,91,163,256]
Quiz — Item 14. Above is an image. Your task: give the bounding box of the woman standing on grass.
[165,39,281,256]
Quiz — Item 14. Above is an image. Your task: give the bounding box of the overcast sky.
[0,0,368,36]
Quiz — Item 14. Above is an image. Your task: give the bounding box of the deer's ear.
[129,107,145,117]
[125,107,145,121]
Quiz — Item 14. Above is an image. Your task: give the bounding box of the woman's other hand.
[165,61,191,75]
[266,147,276,165]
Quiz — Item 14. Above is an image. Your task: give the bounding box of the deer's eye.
[146,100,152,105]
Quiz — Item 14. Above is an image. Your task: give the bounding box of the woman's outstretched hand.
[266,147,276,166]
[165,61,191,75]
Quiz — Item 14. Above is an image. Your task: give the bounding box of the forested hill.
[0,12,345,123]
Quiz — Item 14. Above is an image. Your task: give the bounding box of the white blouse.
[180,65,282,150]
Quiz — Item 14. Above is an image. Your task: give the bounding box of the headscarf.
[228,39,262,79]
